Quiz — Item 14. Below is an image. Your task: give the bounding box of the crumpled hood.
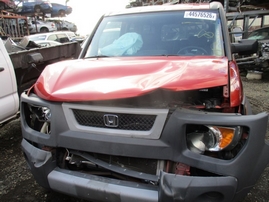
[34,56,228,101]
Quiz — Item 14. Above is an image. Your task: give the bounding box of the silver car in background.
[29,19,57,33]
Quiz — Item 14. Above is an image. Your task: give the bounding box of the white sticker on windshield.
[184,11,217,21]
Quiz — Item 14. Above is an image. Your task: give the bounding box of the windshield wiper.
[84,55,110,59]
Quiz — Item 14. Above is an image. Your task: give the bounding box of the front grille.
[73,109,156,131]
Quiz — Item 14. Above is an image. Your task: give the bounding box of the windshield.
[248,28,269,40]
[85,10,224,57]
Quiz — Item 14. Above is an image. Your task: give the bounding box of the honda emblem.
[103,114,119,127]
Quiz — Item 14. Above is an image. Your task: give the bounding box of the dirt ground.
[0,74,269,202]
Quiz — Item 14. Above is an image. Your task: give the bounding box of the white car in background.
[46,19,77,32]
[33,40,62,47]
[29,20,57,33]
[19,31,72,48]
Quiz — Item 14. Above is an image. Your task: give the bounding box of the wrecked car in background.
[20,2,269,202]
[235,26,269,73]
[28,19,57,33]
[46,19,77,32]
[0,0,16,11]
[51,3,72,17]
[19,0,52,15]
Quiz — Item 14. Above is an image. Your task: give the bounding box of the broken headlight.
[24,103,52,134]
[28,104,51,122]
[187,125,242,154]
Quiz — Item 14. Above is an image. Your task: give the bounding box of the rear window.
[57,33,68,38]
[85,10,224,57]
[56,33,69,43]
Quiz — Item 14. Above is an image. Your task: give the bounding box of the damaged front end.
[19,5,269,200]
[20,82,269,202]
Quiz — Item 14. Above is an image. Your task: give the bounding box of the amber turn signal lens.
[212,127,234,149]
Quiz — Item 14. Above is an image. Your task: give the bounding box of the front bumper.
[20,92,269,202]
[22,139,237,202]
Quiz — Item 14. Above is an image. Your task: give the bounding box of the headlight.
[28,104,51,122]
[187,125,242,153]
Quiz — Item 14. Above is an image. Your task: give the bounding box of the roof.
[28,31,71,38]
[104,2,222,17]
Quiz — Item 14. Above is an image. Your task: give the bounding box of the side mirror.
[231,39,258,55]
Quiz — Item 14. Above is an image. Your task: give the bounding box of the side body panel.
[0,39,19,124]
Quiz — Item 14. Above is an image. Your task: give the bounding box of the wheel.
[40,27,49,33]
[58,10,65,17]
[34,5,41,13]
[177,46,208,56]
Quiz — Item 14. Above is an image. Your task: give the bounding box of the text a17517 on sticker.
[184,11,217,21]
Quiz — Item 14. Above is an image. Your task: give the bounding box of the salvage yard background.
[0,72,269,202]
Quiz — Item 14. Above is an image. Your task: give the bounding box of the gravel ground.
[0,74,269,202]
